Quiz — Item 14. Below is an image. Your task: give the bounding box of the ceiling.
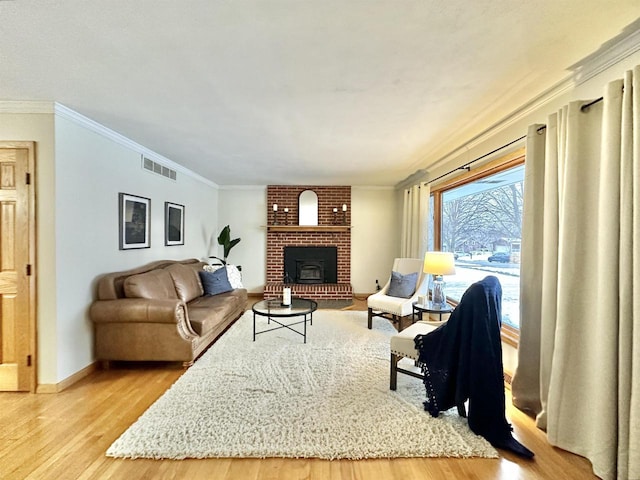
[1,2,639,186]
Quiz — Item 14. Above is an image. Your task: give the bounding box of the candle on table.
[282,287,291,306]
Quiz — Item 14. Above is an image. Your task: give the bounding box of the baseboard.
[504,370,513,389]
[36,362,98,394]
[353,293,373,300]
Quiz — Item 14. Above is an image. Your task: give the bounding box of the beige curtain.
[512,66,640,480]
[400,183,430,259]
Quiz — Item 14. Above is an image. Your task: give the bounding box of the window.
[429,149,524,343]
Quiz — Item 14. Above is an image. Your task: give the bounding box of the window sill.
[446,299,520,348]
[501,323,519,348]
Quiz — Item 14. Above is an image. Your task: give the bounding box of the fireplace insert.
[284,246,337,284]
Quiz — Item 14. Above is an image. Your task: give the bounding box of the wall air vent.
[142,155,177,181]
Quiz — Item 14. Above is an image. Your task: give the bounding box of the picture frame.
[119,193,151,250]
[165,202,185,246]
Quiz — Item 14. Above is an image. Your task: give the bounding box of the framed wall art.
[119,193,151,250]
[165,202,185,246]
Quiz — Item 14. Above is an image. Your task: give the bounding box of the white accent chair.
[367,257,428,331]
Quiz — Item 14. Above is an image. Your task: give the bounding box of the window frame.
[429,147,525,348]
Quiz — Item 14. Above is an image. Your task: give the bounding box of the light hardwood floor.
[0,300,596,480]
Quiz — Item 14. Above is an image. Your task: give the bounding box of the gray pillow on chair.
[387,271,418,298]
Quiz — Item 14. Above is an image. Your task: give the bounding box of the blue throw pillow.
[387,271,418,298]
[199,268,233,296]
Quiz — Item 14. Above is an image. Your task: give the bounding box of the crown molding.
[218,185,267,190]
[409,23,640,185]
[396,168,428,190]
[53,103,218,188]
[570,21,640,85]
[417,75,572,179]
[0,100,54,113]
[351,185,395,191]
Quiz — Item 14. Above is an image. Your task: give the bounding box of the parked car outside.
[488,252,511,263]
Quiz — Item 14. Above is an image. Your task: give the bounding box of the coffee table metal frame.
[252,297,318,343]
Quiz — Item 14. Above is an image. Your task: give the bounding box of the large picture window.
[429,150,524,341]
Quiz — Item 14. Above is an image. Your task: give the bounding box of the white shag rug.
[107,310,498,460]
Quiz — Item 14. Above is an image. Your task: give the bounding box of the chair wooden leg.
[390,353,399,390]
[394,314,403,331]
[367,307,373,329]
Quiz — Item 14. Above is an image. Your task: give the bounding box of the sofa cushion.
[123,269,179,299]
[188,293,240,335]
[166,263,204,303]
[199,268,233,296]
[387,270,419,298]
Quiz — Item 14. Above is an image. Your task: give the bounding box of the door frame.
[1,141,37,392]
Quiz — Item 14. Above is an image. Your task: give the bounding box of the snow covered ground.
[444,257,521,328]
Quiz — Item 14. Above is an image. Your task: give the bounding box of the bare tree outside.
[438,165,525,328]
[442,178,523,254]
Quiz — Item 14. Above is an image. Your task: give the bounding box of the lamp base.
[431,275,447,309]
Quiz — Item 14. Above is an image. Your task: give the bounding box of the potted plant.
[210,225,241,269]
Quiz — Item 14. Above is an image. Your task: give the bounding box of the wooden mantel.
[266,225,352,233]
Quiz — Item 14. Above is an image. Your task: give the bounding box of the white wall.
[217,186,267,293]
[52,113,219,383]
[351,187,399,293]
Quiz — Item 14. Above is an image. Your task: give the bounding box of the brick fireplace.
[264,185,353,302]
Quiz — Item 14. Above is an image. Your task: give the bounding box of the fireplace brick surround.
[264,185,353,302]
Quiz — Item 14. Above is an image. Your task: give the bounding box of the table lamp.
[423,251,456,309]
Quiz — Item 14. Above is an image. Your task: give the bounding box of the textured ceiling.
[1,1,639,186]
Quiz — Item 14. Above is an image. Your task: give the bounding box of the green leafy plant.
[211,225,241,265]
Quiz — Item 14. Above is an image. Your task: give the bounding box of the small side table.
[412,302,453,323]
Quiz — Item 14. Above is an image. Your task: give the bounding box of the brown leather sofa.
[89,258,247,365]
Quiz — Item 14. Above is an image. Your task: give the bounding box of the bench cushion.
[390,321,444,359]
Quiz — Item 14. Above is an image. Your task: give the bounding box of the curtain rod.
[581,96,603,111]
[534,97,603,135]
[423,96,605,186]
[425,134,526,185]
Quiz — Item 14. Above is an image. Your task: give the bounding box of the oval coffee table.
[252,297,318,343]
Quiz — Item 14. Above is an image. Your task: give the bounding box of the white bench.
[390,319,467,417]
[389,320,444,390]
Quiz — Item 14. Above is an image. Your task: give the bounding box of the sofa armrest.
[90,298,187,325]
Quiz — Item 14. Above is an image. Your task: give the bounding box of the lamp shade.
[423,251,456,276]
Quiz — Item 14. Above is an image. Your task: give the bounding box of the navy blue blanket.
[414,275,534,458]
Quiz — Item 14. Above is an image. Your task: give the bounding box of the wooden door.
[0,142,36,392]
